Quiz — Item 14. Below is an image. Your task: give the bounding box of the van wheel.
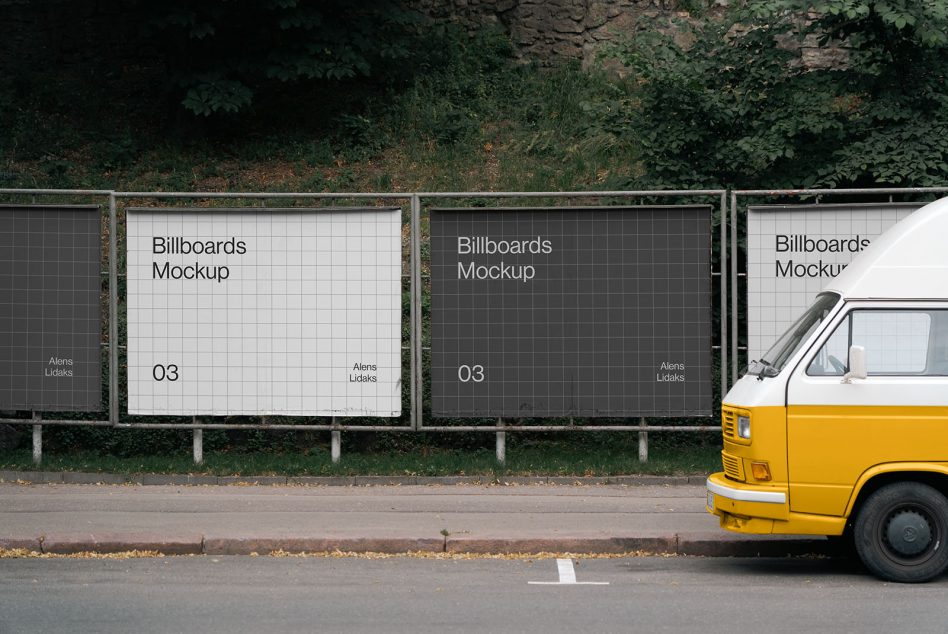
[854,482,948,583]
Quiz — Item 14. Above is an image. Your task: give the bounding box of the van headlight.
[737,415,751,439]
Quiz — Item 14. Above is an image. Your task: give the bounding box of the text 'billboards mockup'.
[127,207,401,416]
[0,205,102,411]
[747,202,921,361]
[431,206,712,418]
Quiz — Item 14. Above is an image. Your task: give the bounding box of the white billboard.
[126,207,402,416]
[746,202,921,362]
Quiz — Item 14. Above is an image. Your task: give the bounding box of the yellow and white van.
[707,196,948,582]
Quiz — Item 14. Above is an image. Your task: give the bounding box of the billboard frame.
[416,190,727,432]
[0,190,117,465]
[112,191,415,432]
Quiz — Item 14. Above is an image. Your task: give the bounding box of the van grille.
[722,409,736,440]
[722,452,745,481]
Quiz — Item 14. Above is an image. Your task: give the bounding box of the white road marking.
[528,558,610,586]
[557,558,577,583]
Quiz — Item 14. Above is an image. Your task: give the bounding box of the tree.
[148,0,424,116]
[612,0,948,188]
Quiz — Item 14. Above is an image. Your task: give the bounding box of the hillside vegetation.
[2,1,946,194]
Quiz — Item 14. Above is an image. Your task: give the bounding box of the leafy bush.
[385,26,514,147]
[611,0,948,188]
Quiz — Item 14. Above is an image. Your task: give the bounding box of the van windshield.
[748,292,841,378]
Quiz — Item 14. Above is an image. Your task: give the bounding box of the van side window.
[808,310,947,376]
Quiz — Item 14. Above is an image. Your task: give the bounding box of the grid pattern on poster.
[430,206,713,418]
[126,207,401,416]
[0,205,102,411]
[746,202,921,362]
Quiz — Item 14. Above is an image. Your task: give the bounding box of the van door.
[786,305,948,517]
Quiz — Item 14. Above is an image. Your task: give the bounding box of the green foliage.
[1,15,638,192]
[388,24,638,172]
[612,0,948,188]
[388,26,515,147]
[148,0,424,116]
[181,77,254,116]
[41,426,193,458]
[0,441,721,476]
[334,113,388,161]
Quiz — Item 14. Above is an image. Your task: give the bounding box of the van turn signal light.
[751,462,772,482]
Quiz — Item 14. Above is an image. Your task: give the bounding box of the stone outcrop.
[410,0,847,70]
[409,0,727,67]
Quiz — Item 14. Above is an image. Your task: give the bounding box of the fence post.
[638,417,648,462]
[730,190,739,387]
[109,193,119,426]
[496,419,506,466]
[720,190,728,398]
[32,412,42,467]
[410,194,423,430]
[192,417,203,466]
[331,417,341,464]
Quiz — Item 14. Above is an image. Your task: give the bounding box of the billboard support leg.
[331,425,341,464]
[109,193,118,426]
[192,419,203,466]
[638,417,648,463]
[496,419,506,466]
[410,195,422,431]
[32,412,41,467]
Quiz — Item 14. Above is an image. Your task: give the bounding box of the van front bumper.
[706,471,790,533]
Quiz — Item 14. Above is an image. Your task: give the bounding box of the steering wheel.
[828,355,846,374]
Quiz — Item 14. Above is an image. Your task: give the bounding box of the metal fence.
[10,185,948,464]
[0,186,755,464]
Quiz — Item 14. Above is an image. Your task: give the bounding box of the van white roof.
[825,196,948,300]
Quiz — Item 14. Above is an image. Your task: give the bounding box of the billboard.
[126,207,402,416]
[431,206,712,418]
[746,202,922,361]
[0,205,102,411]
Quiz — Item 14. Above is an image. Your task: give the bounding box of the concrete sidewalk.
[0,478,832,558]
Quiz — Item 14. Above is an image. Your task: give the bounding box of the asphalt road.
[1,555,945,633]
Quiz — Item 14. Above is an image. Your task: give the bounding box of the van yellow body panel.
[787,405,948,517]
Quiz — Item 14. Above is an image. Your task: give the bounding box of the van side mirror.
[842,345,867,383]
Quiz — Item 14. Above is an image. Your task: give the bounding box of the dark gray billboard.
[431,206,712,418]
[0,205,102,411]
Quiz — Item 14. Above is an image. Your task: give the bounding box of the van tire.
[854,482,948,583]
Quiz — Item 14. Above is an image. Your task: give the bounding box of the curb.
[0,533,832,558]
[41,533,205,555]
[0,470,709,487]
[445,535,678,555]
[203,537,445,556]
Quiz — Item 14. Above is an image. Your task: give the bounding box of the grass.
[0,443,721,477]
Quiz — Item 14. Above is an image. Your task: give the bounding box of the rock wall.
[409,0,713,66]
